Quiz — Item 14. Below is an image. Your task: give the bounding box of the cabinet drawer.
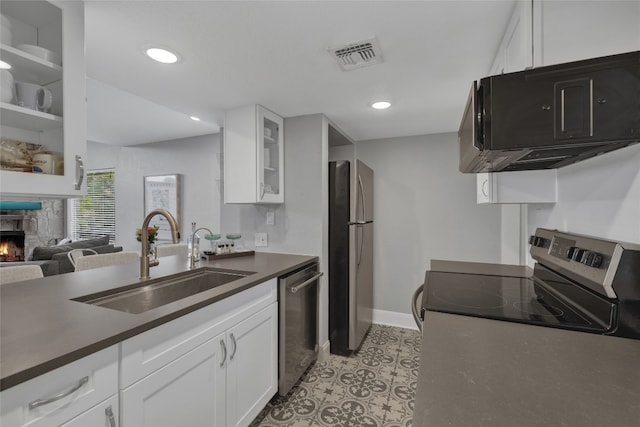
[60,395,118,427]
[120,279,277,388]
[0,345,118,427]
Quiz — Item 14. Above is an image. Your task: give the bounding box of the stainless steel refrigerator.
[328,160,374,355]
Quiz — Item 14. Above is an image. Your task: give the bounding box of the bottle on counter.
[187,222,200,261]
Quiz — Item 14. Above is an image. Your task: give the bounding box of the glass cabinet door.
[257,106,284,204]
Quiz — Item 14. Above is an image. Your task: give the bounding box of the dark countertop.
[413,312,640,426]
[0,252,317,391]
[414,261,640,426]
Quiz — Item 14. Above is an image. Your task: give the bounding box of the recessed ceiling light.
[0,60,11,69]
[190,116,201,121]
[145,47,179,64]
[371,101,391,110]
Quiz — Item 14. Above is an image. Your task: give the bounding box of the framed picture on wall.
[143,174,182,242]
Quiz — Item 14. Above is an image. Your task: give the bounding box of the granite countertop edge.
[0,252,317,391]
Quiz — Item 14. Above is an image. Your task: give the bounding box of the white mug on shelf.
[0,70,15,103]
[32,152,62,174]
[15,81,53,113]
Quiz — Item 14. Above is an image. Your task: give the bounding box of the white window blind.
[69,169,116,243]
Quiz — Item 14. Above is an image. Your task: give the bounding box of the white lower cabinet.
[120,279,278,427]
[226,303,278,427]
[0,345,118,427]
[121,335,226,427]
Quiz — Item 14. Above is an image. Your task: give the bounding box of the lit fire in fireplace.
[0,232,25,262]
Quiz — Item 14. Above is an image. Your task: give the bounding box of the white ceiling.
[84,1,516,145]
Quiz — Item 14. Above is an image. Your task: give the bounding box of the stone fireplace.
[0,200,65,260]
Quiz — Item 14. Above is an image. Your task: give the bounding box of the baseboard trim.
[372,309,419,331]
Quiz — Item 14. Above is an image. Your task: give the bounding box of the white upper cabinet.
[491,0,640,75]
[477,170,557,204]
[224,104,284,204]
[489,0,533,75]
[0,0,86,199]
[533,0,640,67]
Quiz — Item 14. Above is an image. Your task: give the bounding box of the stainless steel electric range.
[419,228,640,339]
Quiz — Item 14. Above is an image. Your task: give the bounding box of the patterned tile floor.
[251,324,421,427]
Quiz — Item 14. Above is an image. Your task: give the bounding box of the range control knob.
[566,246,578,260]
[528,235,548,248]
[570,248,586,262]
[582,251,604,268]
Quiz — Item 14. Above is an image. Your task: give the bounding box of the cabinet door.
[256,106,284,204]
[121,334,226,427]
[60,396,118,427]
[0,1,86,198]
[224,104,284,204]
[489,1,533,75]
[225,303,278,427]
[535,1,640,67]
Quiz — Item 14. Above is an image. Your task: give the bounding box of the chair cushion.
[31,236,111,261]
[32,245,73,260]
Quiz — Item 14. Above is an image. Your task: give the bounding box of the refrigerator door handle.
[358,174,366,221]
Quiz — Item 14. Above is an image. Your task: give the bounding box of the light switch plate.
[255,232,268,247]
[266,210,275,225]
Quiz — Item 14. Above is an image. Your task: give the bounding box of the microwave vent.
[328,37,383,71]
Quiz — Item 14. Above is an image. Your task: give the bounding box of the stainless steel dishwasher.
[278,263,322,396]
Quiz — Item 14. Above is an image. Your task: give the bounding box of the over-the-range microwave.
[459,51,640,173]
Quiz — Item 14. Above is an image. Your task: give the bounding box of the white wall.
[356,132,504,315]
[528,144,640,251]
[87,134,221,251]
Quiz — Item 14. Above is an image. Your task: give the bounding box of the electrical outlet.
[266,210,275,225]
[255,232,268,247]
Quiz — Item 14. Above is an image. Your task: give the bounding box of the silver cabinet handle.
[28,376,88,410]
[411,284,424,333]
[289,272,323,293]
[260,182,265,200]
[220,339,227,367]
[75,155,85,190]
[230,333,237,360]
[105,405,116,427]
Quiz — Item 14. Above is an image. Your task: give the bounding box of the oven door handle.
[412,284,424,333]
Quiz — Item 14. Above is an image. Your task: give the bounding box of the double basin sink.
[73,268,254,314]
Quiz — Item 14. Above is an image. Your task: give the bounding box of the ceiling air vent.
[328,37,383,71]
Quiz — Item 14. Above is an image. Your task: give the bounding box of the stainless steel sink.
[73,269,252,314]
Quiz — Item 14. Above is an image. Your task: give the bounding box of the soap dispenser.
[187,222,200,261]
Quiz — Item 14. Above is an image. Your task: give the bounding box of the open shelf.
[1,44,62,85]
[1,102,63,131]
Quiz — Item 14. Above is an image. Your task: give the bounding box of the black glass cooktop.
[423,271,615,333]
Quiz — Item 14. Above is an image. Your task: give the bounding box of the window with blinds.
[69,170,116,243]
